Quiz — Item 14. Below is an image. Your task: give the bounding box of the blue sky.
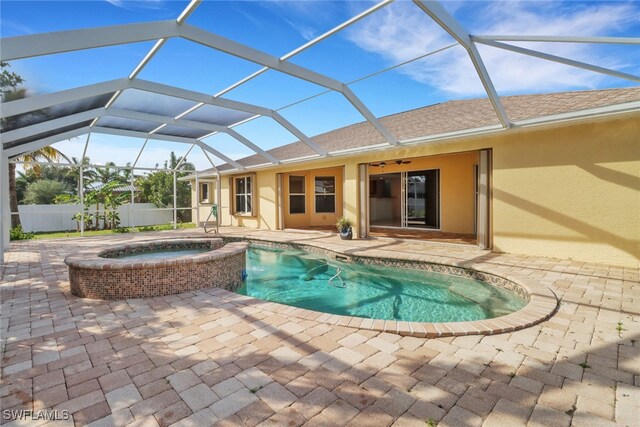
[2,0,639,170]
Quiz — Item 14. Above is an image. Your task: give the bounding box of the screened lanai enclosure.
[1,0,639,261]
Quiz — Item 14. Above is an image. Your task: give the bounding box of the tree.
[8,148,70,227]
[15,170,29,204]
[135,152,194,222]
[22,180,70,205]
[16,164,78,201]
[94,161,127,186]
[1,62,69,227]
[84,162,130,229]
[0,61,23,99]
[65,156,96,196]
[101,181,129,230]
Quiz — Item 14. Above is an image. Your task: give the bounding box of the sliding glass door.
[369,173,402,227]
[370,169,440,230]
[402,169,440,229]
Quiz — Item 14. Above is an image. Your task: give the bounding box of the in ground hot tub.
[64,238,248,299]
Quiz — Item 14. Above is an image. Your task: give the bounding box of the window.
[234,175,253,215]
[289,176,305,214]
[200,182,210,203]
[315,176,335,213]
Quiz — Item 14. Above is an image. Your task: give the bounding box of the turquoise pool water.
[112,248,208,260]
[236,247,527,323]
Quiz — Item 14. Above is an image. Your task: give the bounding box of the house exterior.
[190,88,640,268]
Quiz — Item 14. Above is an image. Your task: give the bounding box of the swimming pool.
[236,246,527,323]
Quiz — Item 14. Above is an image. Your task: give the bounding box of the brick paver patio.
[1,228,638,426]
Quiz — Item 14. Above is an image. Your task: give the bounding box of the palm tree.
[66,156,96,195]
[8,148,70,227]
[94,161,127,186]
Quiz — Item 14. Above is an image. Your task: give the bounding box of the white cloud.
[259,0,341,42]
[283,18,318,41]
[0,19,35,36]
[346,1,639,95]
[104,0,166,11]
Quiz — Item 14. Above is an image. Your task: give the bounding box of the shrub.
[23,180,70,205]
[53,194,80,205]
[138,224,174,232]
[10,225,34,241]
[335,216,354,231]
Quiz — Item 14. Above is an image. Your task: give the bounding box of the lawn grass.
[31,223,197,240]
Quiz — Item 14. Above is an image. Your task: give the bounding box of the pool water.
[112,248,208,260]
[236,247,527,323]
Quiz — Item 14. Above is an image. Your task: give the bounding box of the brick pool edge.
[64,238,248,300]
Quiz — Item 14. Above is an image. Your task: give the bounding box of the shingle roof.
[210,87,640,173]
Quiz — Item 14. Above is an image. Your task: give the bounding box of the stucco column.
[358,163,369,239]
[216,173,222,227]
[478,149,491,249]
[343,163,359,237]
[276,173,284,230]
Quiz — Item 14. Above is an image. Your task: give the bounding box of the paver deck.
[1,227,638,427]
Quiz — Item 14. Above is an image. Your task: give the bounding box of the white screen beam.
[474,35,640,45]
[412,0,511,128]
[0,21,178,61]
[474,38,640,83]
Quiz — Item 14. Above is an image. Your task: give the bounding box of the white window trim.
[314,176,336,214]
[233,174,254,216]
[288,175,306,215]
[200,182,211,204]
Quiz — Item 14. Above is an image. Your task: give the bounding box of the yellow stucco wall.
[192,112,639,268]
[491,114,639,268]
[282,166,344,228]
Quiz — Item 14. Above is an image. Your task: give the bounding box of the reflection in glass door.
[370,169,440,230]
[402,170,439,229]
[369,173,401,227]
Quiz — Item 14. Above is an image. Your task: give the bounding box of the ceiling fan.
[369,160,412,167]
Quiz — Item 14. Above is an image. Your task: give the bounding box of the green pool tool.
[204,204,218,234]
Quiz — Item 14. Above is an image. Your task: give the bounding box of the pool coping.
[64,238,244,270]
[218,235,559,337]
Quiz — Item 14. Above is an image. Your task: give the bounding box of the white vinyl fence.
[18,203,175,232]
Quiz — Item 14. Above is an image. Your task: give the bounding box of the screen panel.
[2,93,115,132]
[96,116,160,134]
[112,89,198,118]
[182,104,254,127]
